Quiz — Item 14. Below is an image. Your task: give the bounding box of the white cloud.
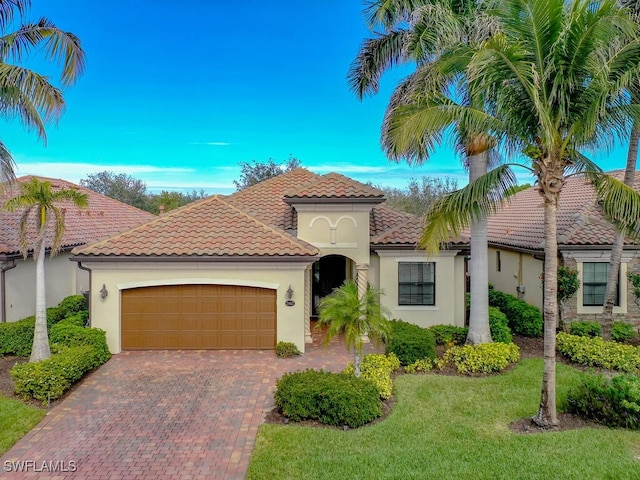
[191,142,231,146]
[309,164,388,174]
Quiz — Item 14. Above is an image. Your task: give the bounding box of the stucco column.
[356,263,370,343]
[304,265,313,344]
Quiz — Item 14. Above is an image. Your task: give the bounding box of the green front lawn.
[248,359,640,480]
[0,394,45,455]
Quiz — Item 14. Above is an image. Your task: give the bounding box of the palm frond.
[0,139,15,182]
[348,29,410,98]
[0,18,85,86]
[420,164,518,255]
[585,172,640,236]
[0,63,64,138]
[0,0,30,32]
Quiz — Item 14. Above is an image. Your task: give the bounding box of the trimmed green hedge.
[386,320,436,366]
[489,307,513,344]
[274,369,381,427]
[556,333,640,373]
[567,373,640,430]
[488,288,542,337]
[57,295,87,316]
[11,326,110,403]
[0,308,70,356]
[569,321,601,338]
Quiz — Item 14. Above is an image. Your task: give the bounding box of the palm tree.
[348,0,498,344]
[399,0,640,427]
[601,0,640,341]
[5,177,88,361]
[315,281,390,377]
[0,0,85,182]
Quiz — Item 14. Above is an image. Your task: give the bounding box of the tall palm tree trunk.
[467,150,491,344]
[601,121,639,340]
[30,241,51,362]
[534,191,560,427]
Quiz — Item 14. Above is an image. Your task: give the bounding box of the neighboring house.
[72,169,469,353]
[487,170,640,326]
[0,176,155,323]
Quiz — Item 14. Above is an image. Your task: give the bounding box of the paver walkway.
[1,333,382,479]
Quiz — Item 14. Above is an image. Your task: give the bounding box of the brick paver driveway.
[1,335,381,479]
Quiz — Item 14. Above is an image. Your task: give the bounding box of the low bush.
[613,322,635,343]
[567,373,640,430]
[488,289,542,337]
[49,324,110,362]
[436,342,520,374]
[404,358,434,374]
[275,341,301,358]
[58,311,88,327]
[556,333,640,373]
[12,341,109,403]
[569,321,601,338]
[0,317,36,356]
[489,307,512,344]
[57,295,88,316]
[386,320,436,366]
[274,369,381,428]
[344,353,399,399]
[429,325,468,346]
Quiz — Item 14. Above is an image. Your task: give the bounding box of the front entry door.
[312,255,347,315]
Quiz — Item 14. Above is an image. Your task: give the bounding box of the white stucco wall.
[82,260,311,354]
[3,252,89,322]
[376,250,465,328]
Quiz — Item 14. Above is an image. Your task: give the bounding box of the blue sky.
[5,1,631,194]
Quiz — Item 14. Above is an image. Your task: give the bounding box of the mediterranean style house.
[0,176,155,323]
[486,170,640,327]
[72,169,469,353]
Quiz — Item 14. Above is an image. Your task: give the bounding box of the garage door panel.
[121,285,276,350]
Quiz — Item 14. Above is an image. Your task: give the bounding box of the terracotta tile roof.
[0,176,154,257]
[488,170,640,251]
[369,203,414,238]
[284,172,385,202]
[227,168,320,230]
[73,195,319,259]
[372,215,423,246]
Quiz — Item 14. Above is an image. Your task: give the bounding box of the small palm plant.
[316,280,390,377]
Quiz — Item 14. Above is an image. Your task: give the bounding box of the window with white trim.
[582,262,618,306]
[398,262,435,305]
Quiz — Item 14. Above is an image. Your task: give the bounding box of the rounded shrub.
[385,320,436,366]
[57,294,88,316]
[567,373,640,430]
[612,322,635,343]
[489,307,512,344]
[344,353,400,399]
[274,369,381,428]
[429,325,468,345]
[275,341,301,357]
[488,288,542,337]
[569,321,601,338]
[437,342,520,374]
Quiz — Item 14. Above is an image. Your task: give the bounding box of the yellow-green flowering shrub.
[556,333,640,372]
[438,342,520,374]
[405,358,434,373]
[344,353,400,399]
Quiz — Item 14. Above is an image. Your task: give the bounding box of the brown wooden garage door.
[121,284,276,350]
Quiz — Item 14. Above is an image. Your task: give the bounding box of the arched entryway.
[311,254,355,316]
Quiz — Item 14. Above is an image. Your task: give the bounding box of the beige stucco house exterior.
[486,171,640,328]
[73,169,468,354]
[0,176,154,323]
